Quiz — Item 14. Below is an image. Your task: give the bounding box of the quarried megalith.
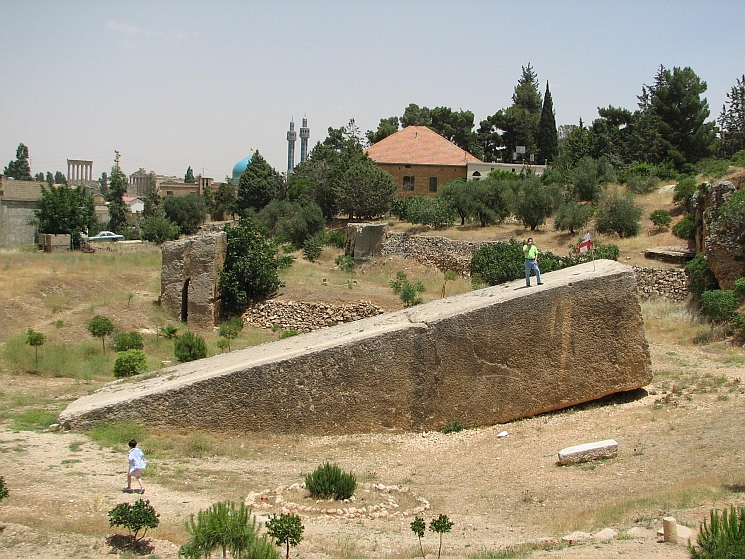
[60,260,652,435]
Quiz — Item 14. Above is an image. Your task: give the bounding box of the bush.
[218,218,281,315]
[442,420,463,434]
[302,236,323,262]
[389,271,425,307]
[334,254,355,274]
[87,315,114,355]
[180,500,277,559]
[325,229,347,249]
[218,317,243,352]
[513,176,560,230]
[685,253,719,295]
[470,239,524,286]
[594,190,643,238]
[108,498,159,542]
[732,149,745,167]
[672,213,696,241]
[700,290,739,323]
[689,505,745,558]
[734,278,745,301]
[697,157,732,179]
[140,215,180,244]
[554,201,593,235]
[163,194,206,235]
[305,462,357,500]
[174,331,208,363]
[113,349,148,378]
[649,209,672,229]
[114,331,144,352]
[625,173,660,194]
[716,189,745,242]
[733,314,745,345]
[673,177,697,206]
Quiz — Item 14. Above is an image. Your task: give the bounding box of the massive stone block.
[60,260,652,435]
[160,232,226,328]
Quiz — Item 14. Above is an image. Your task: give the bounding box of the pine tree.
[537,81,558,164]
[718,75,745,157]
[143,172,162,218]
[236,152,282,215]
[3,143,32,180]
[107,153,128,233]
[184,166,195,183]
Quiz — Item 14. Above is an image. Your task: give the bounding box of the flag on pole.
[577,232,591,254]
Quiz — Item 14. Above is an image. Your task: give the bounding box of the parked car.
[87,231,124,242]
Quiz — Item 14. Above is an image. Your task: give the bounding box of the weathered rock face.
[60,260,652,435]
[160,232,226,328]
[695,179,745,290]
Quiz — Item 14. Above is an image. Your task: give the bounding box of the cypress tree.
[537,81,558,164]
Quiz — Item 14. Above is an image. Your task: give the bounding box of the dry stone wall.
[242,300,384,332]
[59,260,652,436]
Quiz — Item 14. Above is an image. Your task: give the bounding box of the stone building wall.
[161,232,226,328]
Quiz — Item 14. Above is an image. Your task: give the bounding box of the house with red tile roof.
[366,126,481,198]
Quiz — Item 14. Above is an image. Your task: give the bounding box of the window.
[166,191,174,196]
[429,177,437,192]
[403,176,414,191]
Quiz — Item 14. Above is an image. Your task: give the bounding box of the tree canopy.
[34,183,97,248]
[718,74,745,157]
[106,159,128,233]
[236,152,283,215]
[4,143,32,180]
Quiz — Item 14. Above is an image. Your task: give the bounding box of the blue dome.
[232,153,254,181]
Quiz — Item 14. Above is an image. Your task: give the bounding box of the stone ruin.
[59,260,652,435]
[160,232,226,328]
[695,177,745,290]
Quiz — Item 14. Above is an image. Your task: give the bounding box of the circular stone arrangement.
[245,482,430,519]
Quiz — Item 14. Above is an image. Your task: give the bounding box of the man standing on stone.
[523,237,543,287]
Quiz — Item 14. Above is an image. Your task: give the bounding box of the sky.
[1,0,744,181]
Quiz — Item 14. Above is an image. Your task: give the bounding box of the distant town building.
[366,126,481,198]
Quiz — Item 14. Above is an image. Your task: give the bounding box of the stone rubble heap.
[632,266,689,302]
[382,232,490,277]
[242,300,384,332]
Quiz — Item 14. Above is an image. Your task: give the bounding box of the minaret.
[287,119,297,173]
[300,116,310,163]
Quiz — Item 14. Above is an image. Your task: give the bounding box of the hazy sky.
[2,1,743,181]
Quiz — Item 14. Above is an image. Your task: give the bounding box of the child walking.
[124,439,147,494]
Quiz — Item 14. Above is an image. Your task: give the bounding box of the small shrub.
[114,331,144,352]
[689,505,745,558]
[389,271,425,307]
[672,213,696,241]
[734,278,745,301]
[442,420,463,434]
[305,462,357,500]
[334,254,355,274]
[649,209,672,229]
[180,500,275,559]
[140,215,180,244]
[411,516,426,558]
[266,513,304,559]
[302,237,323,262]
[280,330,299,339]
[673,177,697,206]
[113,349,148,378]
[160,325,179,339]
[174,331,208,363]
[0,476,8,501]
[108,498,159,542]
[595,190,643,238]
[429,514,454,559]
[625,173,660,194]
[325,229,347,249]
[733,314,745,345]
[218,317,244,352]
[700,290,738,323]
[685,253,719,295]
[471,239,523,286]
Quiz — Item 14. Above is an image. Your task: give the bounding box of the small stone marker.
[662,517,678,542]
[558,439,618,465]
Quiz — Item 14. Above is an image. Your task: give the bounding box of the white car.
[87,231,125,242]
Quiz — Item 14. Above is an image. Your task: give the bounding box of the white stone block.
[558,439,618,465]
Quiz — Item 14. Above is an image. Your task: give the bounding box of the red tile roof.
[366,125,481,166]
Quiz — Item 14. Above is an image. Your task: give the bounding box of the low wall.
[59,260,652,435]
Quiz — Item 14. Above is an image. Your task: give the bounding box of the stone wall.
[59,260,652,435]
[161,232,226,328]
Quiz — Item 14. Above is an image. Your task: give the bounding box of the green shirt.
[523,244,538,259]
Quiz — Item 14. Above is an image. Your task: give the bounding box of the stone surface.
[59,260,652,435]
[160,232,226,328]
[558,439,619,465]
[695,179,745,290]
